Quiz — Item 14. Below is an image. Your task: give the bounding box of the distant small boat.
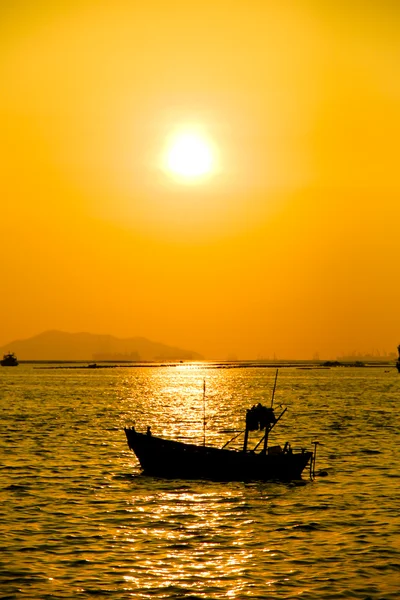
[124,374,315,482]
[1,352,19,367]
[396,345,400,373]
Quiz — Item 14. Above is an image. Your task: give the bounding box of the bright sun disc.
[165,131,214,181]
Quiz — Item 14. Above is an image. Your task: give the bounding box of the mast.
[202,379,206,446]
[264,369,278,452]
[271,368,278,408]
[243,423,249,453]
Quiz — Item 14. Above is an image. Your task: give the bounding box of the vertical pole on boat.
[311,440,319,479]
[243,424,249,453]
[263,369,278,454]
[263,424,270,454]
[271,369,279,408]
[203,379,206,447]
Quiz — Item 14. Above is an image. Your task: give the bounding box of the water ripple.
[1,366,399,598]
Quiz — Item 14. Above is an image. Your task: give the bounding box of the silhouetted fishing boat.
[1,352,19,367]
[124,373,315,481]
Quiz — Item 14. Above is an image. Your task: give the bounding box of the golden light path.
[163,128,216,183]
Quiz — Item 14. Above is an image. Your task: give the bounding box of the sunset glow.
[1,1,399,360]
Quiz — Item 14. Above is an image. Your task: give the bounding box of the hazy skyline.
[1,1,399,359]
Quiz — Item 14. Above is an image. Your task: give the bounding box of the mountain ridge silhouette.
[0,330,204,361]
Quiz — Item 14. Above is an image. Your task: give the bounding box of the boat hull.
[1,360,18,367]
[124,428,312,481]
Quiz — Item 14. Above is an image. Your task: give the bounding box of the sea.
[1,363,399,600]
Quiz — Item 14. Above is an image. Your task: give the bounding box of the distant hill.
[0,330,204,361]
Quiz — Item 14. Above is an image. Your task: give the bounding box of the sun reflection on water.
[118,367,259,450]
[117,487,265,596]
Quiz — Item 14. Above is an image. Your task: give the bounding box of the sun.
[163,128,216,183]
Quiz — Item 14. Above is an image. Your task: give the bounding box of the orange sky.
[1,0,399,359]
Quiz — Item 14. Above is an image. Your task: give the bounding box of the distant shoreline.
[10,359,397,370]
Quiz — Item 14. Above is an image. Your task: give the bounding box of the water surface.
[1,365,399,599]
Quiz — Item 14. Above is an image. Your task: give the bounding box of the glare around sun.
[164,130,215,182]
